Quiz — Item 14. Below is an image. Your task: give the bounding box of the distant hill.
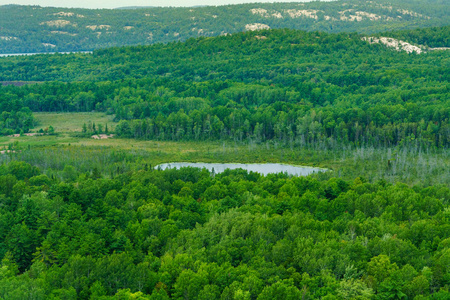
[0,26,448,148]
[0,0,448,54]
[115,6,156,10]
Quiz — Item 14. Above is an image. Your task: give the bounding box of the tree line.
[0,0,448,54]
[0,160,449,298]
[0,28,449,146]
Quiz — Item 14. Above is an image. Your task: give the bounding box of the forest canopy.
[0,15,449,299]
[0,28,449,148]
[0,0,449,53]
[0,161,449,299]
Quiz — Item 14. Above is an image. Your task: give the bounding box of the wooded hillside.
[1,28,449,148]
[0,0,449,53]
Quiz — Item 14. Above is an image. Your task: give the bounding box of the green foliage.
[0,162,447,298]
[0,5,448,299]
[337,279,373,299]
[0,0,448,54]
[378,25,450,48]
[0,108,34,136]
[1,27,449,147]
[257,279,302,300]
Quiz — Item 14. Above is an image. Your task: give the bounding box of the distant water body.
[0,51,92,57]
[155,162,326,177]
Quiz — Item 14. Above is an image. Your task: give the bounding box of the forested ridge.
[0,16,449,300]
[1,28,449,148]
[0,0,449,54]
[0,161,450,299]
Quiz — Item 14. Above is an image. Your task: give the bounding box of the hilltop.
[0,2,449,299]
[0,27,448,157]
[0,0,448,53]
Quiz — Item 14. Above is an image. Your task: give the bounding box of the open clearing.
[3,114,447,186]
[1,110,335,169]
[33,112,115,133]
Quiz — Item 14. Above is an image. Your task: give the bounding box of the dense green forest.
[0,28,449,147]
[0,11,449,299]
[375,25,450,48]
[0,0,449,54]
[0,107,34,135]
[0,160,449,299]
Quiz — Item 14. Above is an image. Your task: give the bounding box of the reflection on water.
[155,162,325,176]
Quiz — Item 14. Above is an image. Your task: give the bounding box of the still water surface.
[0,51,92,57]
[156,162,325,176]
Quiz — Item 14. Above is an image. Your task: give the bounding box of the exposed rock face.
[284,9,321,20]
[362,37,423,54]
[250,8,319,19]
[40,20,75,27]
[248,6,429,22]
[0,3,443,54]
[250,8,268,16]
[50,31,78,36]
[52,12,75,17]
[42,43,56,48]
[0,36,18,41]
[86,25,111,30]
[245,23,270,31]
[339,9,383,21]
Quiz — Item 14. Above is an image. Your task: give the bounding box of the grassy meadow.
[33,112,115,133]
[0,112,449,187]
[0,112,115,147]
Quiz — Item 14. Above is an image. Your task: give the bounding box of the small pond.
[155,162,326,176]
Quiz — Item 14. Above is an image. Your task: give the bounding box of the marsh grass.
[0,113,448,187]
[1,137,448,187]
